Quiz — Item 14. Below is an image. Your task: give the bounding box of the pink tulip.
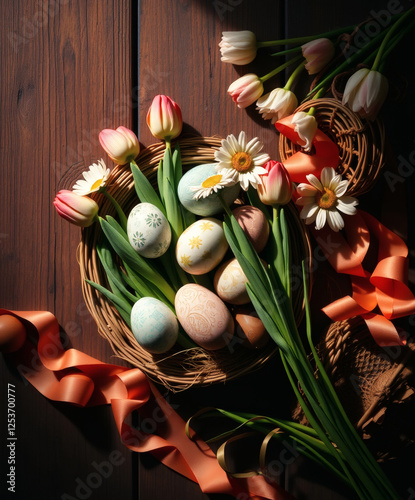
[146,95,183,141]
[257,161,293,206]
[53,190,99,227]
[342,68,389,121]
[99,126,140,164]
[228,73,264,109]
[302,38,335,75]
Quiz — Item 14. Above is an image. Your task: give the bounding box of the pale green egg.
[178,163,240,216]
[130,297,178,354]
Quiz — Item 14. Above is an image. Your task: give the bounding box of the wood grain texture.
[1,0,415,499]
[0,1,134,499]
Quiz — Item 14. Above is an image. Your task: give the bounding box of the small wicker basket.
[293,317,415,460]
[77,136,312,391]
[279,97,386,196]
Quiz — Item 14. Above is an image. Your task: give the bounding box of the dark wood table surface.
[1,1,415,499]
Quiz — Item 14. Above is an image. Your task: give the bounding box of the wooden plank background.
[1,0,414,499]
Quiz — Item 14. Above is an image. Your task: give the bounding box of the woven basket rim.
[78,135,312,391]
[279,97,386,197]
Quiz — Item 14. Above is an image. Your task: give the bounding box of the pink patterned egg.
[175,284,234,350]
[232,205,269,253]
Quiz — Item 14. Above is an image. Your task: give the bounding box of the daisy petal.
[315,208,327,230]
[326,209,344,231]
[321,167,335,187]
[296,184,318,197]
[306,173,323,191]
[300,203,319,220]
[334,180,349,197]
[336,197,358,215]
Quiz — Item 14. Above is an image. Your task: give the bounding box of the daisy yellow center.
[231,152,252,172]
[91,178,104,191]
[202,175,222,188]
[317,187,337,209]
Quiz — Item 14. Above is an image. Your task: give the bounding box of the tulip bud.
[53,190,99,227]
[219,30,257,65]
[342,68,388,121]
[257,161,293,206]
[256,88,298,124]
[302,38,335,75]
[228,73,264,109]
[99,126,140,164]
[291,112,318,152]
[146,95,183,141]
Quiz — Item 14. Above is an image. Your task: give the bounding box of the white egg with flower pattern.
[127,202,171,258]
[130,297,178,354]
[175,218,228,275]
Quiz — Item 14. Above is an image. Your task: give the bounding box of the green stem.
[259,54,303,83]
[283,61,305,90]
[256,23,357,48]
[99,186,128,231]
[372,5,415,71]
[304,23,394,100]
[271,46,303,57]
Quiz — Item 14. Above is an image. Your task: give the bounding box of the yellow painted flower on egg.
[180,254,192,266]
[296,167,358,232]
[190,171,235,200]
[189,236,202,249]
[72,159,110,196]
[214,131,270,191]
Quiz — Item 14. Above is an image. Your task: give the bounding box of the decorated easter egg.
[0,314,26,353]
[234,306,270,349]
[232,205,269,253]
[178,163,240,216]
[130,297,178,354]
[175,284,234,350]
[176,218,228,275]
[214,258,250,305]
[127,202,171,258]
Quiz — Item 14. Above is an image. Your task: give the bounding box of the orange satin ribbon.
[1,309,292,500]
[275,115,415,346]
[310,211,415,346]
[275,114,339,183]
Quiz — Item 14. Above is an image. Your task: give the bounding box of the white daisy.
[296,167,358,232]
[214,131,270,191]
[72,159,110,196]
[190,172,236,200]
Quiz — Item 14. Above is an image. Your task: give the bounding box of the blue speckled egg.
[130,297,178,354]
[127,202,171,259]
[178,163,240,216]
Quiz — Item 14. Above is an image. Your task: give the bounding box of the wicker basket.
[279,98,386,196]
[77,136,312,391]
[293,317,415,460]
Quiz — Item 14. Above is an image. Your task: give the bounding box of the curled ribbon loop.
[0,309,292,500]
[314,211,415,345]
[275,115,415,345]
[275,114,339,183]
